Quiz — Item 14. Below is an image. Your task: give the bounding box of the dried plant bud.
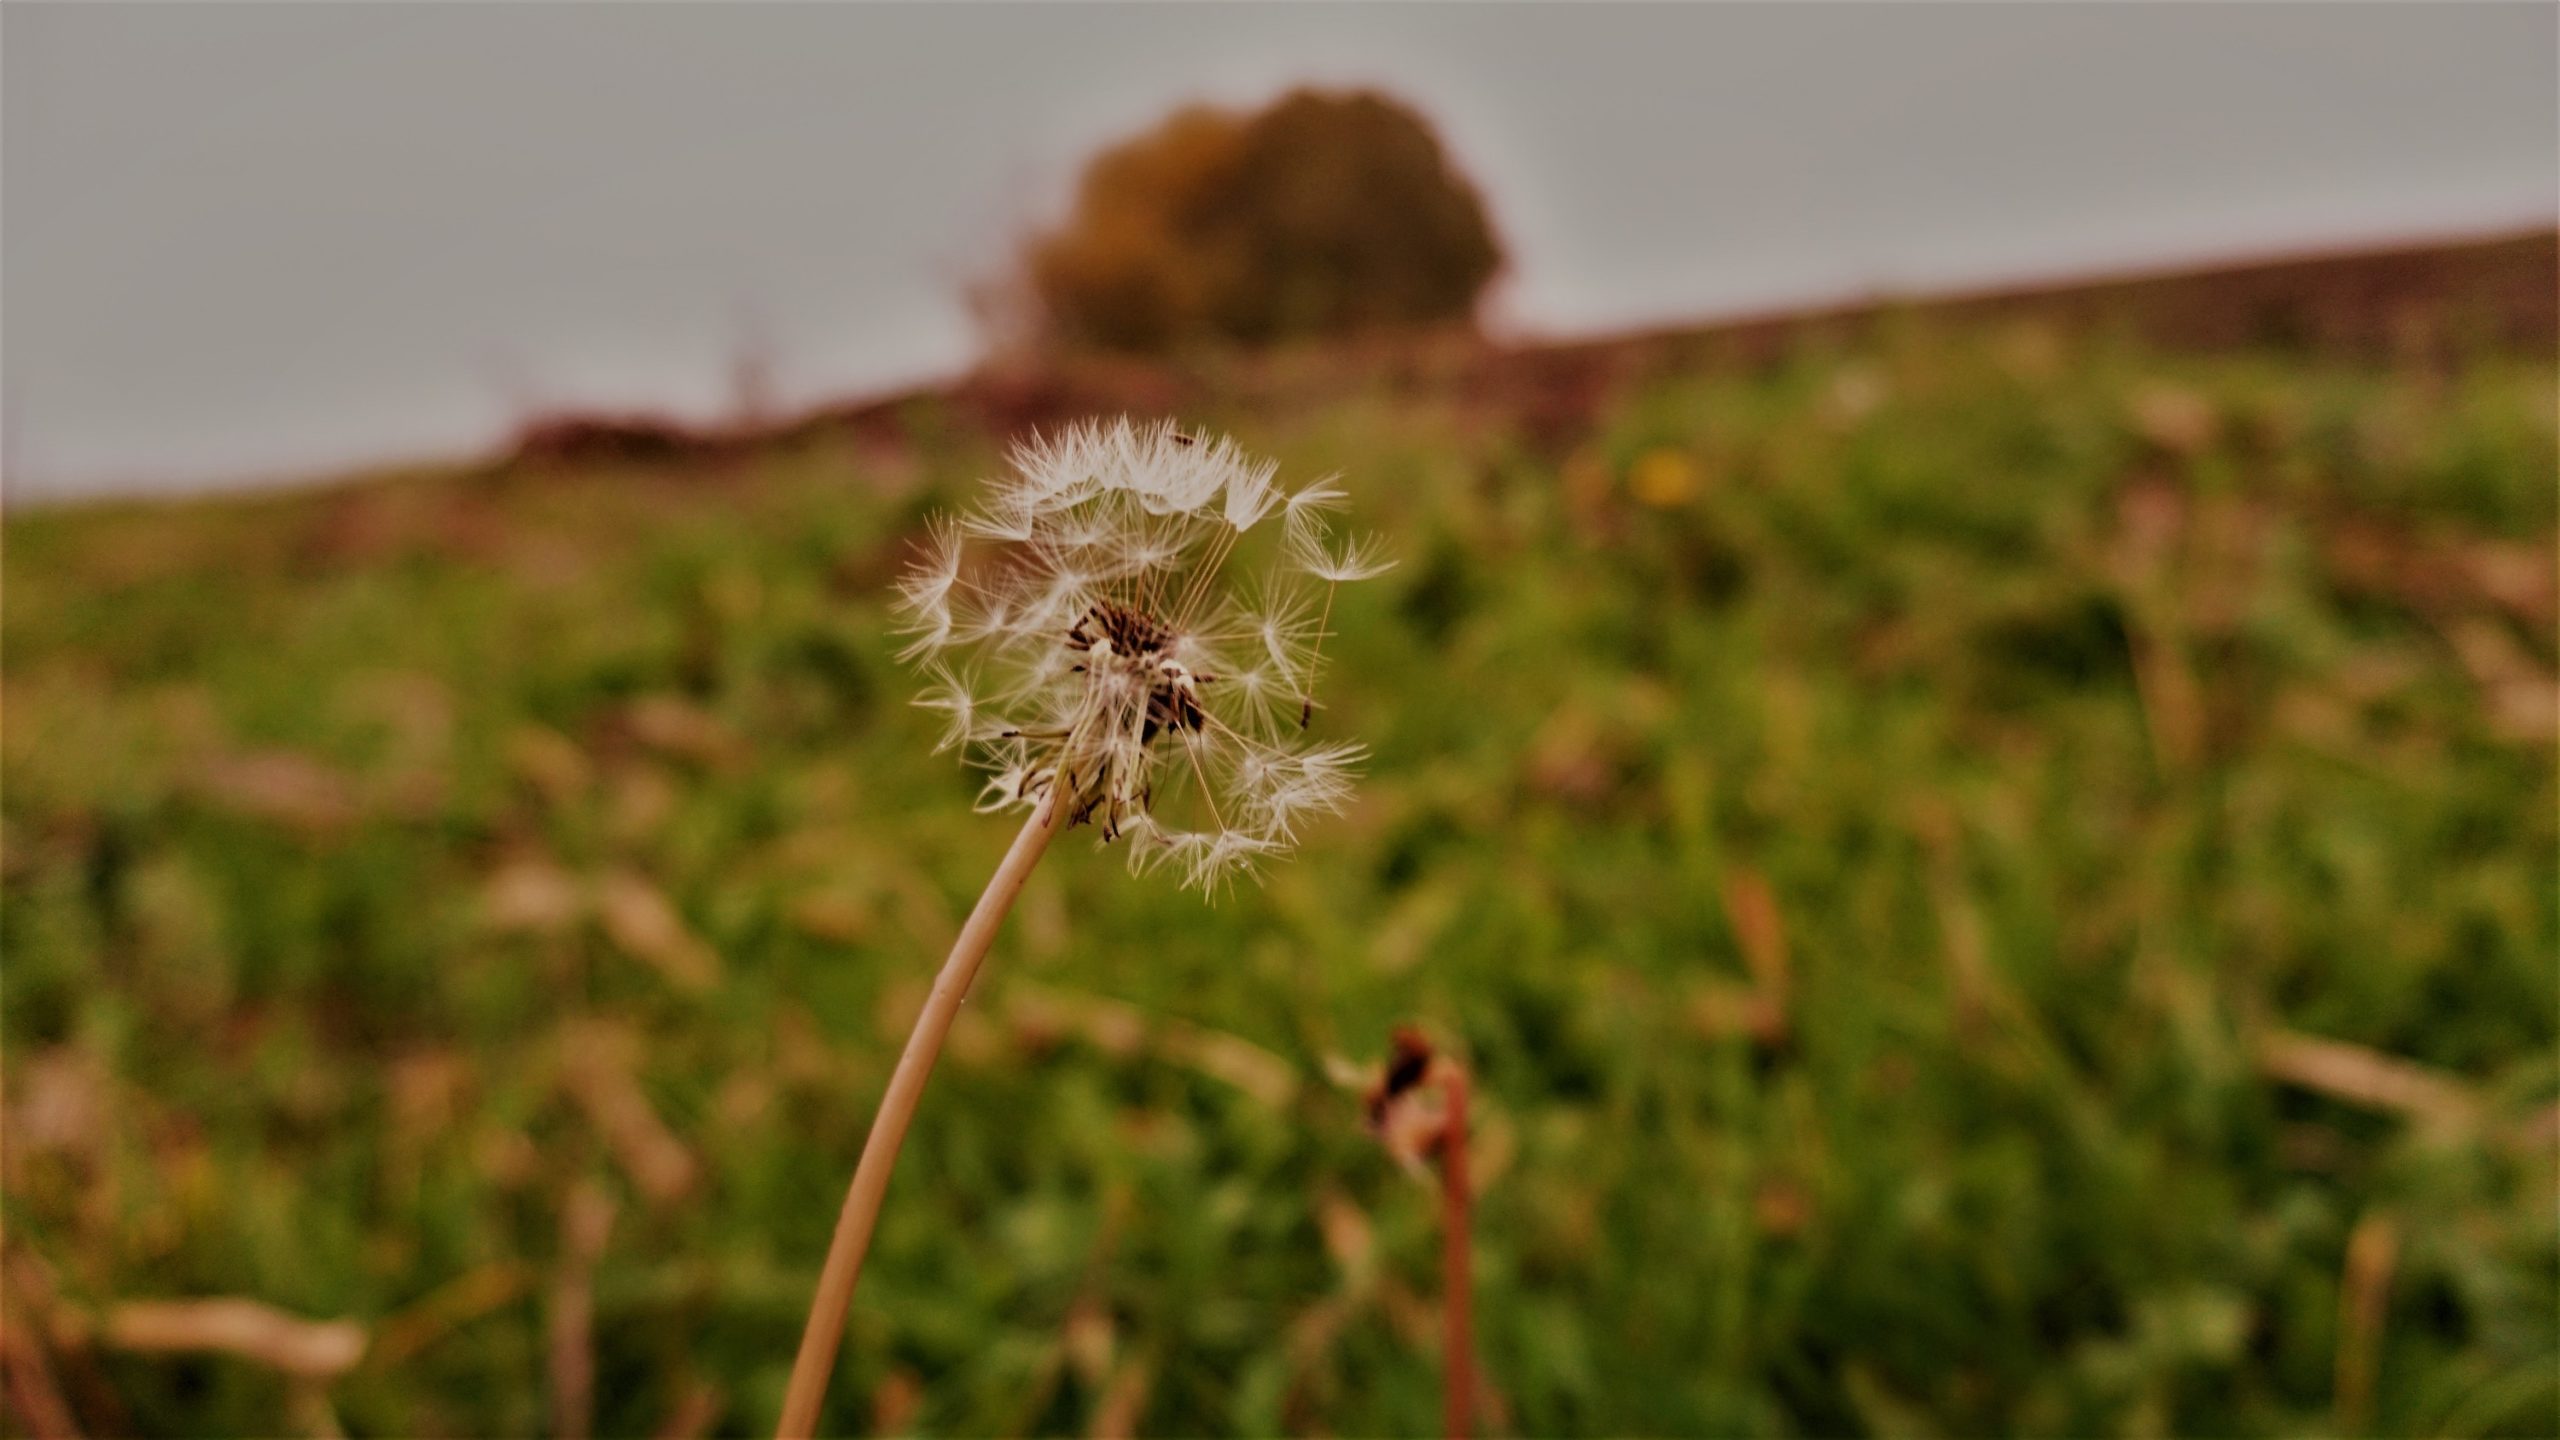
[1365,1027,1436,1122]
[1364,1026,1449,1174]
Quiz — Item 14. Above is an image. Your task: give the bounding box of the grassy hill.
[4,240,2555,1437]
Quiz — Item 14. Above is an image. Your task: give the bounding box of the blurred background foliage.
[1005,88,1505,354]
[4,284,2554,1436]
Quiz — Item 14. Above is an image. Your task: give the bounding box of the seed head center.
[1068,600,1205,739]
[1069,599,1173,658]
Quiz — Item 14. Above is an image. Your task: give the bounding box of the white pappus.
[893,419,1389,891]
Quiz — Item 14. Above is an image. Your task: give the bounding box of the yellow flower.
[1627,446,1700,507]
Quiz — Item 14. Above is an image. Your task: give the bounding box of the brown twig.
[2334,1211,2399,1436]
[0,1285,83,1440]
[777,793,1063,1438]
[0,1252,122,1437]
[1436,1062,1475,1440]
[1364,1028,1478,1440]
[547,1179,619,1440]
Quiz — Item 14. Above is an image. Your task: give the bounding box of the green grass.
[5,320,2554,1437]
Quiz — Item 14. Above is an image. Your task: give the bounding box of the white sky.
[5,2,2555,500]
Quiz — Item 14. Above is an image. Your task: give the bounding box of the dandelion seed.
[1284,474,1348,518]
[910,664,984,755]
[890,516,967,659]
[1284,521,1391,726]
[1293,526,1397,584]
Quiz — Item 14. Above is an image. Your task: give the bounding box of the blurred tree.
[1012,89,1505,352]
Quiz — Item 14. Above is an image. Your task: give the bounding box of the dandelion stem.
[1438,1061,1477,1440]
[776,793,1064,1439]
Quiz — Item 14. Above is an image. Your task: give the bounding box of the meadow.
[3,310,2554,1437]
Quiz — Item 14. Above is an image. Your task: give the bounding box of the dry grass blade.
[547,1179,620,1440]
[285,1379,348,1440]
[2333,1210,2398,1435]
[0,1255,122,1438]
[624,694,742,767]
[96,1298,367,1380]
[651,1380,725,1440]
[1720,865,1792,1045]
[2257,1029,2483,1131]
[868,1370,923,1439]
[193,749,359,834]
[1006,982,1300,1108]
[596,871,725,993]
[365,1263,531,1372]
[1086,1351,1155,1440]
[481,854,586,935]
[1,1286,84,1440]
[561,1022,700,1207]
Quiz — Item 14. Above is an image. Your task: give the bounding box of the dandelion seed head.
[893,419,1383,891]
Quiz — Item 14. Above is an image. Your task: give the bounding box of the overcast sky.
[5,3,2554,500]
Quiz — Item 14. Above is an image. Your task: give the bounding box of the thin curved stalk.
[776,795,1063,1439]
[1439,1064,1475,1440]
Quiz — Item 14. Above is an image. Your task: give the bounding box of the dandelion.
[890,416,1381,891]
[779,420,1385,1436]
